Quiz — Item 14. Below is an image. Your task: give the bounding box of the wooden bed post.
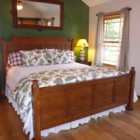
[1,37,7,82]
[70,38,74,51]
[32,80,41,140]
[126,67,136,111]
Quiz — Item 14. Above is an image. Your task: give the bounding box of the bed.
[2,36,136,140]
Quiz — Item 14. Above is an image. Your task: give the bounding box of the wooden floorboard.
[0,99,140,140]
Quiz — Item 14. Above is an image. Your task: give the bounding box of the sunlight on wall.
[88,47,95,64]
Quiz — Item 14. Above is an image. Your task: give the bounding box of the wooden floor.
[0,99,140,140]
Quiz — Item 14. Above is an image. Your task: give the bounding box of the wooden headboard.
[1,36,73,79]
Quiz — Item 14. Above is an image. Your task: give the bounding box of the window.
[103,13,123,66]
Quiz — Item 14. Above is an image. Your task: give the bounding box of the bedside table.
[76,60,92,66]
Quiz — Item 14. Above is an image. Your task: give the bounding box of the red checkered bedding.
[6,52,22,71]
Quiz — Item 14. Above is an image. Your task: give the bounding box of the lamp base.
[80,48,85,61]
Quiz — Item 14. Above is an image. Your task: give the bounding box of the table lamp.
[76,39,89,62]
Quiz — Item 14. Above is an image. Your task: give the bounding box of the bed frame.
[2,36,135,140]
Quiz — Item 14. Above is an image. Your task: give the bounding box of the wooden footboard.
[32,67,135,140]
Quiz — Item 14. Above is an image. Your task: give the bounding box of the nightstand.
[76,60,92,66]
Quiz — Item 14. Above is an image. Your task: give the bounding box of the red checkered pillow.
[6,52,22,71]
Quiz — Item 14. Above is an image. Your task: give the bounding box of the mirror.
[12,0,64,30]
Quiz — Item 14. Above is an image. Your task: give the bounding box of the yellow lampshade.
[76,39,89,47]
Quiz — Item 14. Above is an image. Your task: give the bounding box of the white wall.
[89,0,140,95]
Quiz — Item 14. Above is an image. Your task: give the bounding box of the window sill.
[103,63,117,69]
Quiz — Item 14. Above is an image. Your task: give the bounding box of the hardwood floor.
[0,99,140,140]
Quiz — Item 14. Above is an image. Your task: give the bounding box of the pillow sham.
[6,51,22,71]
[20,49,49,66]
[46,49,76,64]
[20,49,76,66]
[59,50,76,64]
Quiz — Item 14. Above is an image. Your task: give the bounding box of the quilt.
[11,66,123,119]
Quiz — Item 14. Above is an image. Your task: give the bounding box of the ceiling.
[81,0,118,7]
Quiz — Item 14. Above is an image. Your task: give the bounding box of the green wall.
[0,0,89,91]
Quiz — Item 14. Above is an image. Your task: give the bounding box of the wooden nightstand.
[76,60,92,66]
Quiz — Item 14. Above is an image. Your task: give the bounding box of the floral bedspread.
[11,66,123,130]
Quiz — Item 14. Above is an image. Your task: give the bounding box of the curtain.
[117,8,130,72]
[94,13,104,66]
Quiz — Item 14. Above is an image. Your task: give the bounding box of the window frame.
[103,13,122,68]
